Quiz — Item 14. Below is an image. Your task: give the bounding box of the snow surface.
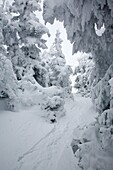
[0,94,98,170]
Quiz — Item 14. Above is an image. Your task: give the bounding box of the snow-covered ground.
[0,94,98,170]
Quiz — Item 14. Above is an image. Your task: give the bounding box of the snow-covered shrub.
[18,70,65,116]
[41,95,65,122]
[17,85,43,108]
[41,86,65,122]
[17,65,43,107]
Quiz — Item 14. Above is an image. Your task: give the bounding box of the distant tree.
[45,30,73,97]
[49,30,66,85]
[74,55,94,96]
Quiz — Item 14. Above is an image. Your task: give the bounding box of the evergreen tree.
[49,30,66,85]
[0,0,65,114]
[74,55,94,96]
[3,0,50,86]
[47,30,72,97]
[0,3,18,109]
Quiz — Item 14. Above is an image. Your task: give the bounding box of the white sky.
[46,22,79,66]
[0,0,79,66]
[37,8,78,66]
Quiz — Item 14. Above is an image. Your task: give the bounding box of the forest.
[0,0,113,170]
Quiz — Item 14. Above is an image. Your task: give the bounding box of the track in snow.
[0,94,97,170]
[14,95,97,170]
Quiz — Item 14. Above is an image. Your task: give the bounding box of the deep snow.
[0,94,98,170]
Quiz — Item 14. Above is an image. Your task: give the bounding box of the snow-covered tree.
[47,30,73,97]
[74,54,94,96]
[0,4,7,57]
[72,69,113,170]
[0,54,19,108]
[43,0,113,82]
[0,1,66,116]
[3,0,50,87]
[91,64,113,114]
[43,0,113,168]
[0,4,18,107]
[49,30,66,85]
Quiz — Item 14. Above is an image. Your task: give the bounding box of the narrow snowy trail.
[0,94,98,170]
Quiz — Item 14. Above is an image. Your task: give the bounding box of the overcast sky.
[0,0,79,66]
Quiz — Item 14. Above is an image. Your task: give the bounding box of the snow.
[56,146,76,170]
[0,94,98,170]
[45,0,64,9]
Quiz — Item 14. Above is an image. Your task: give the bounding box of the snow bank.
[71,65,113,170]
[16,75,65,122]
